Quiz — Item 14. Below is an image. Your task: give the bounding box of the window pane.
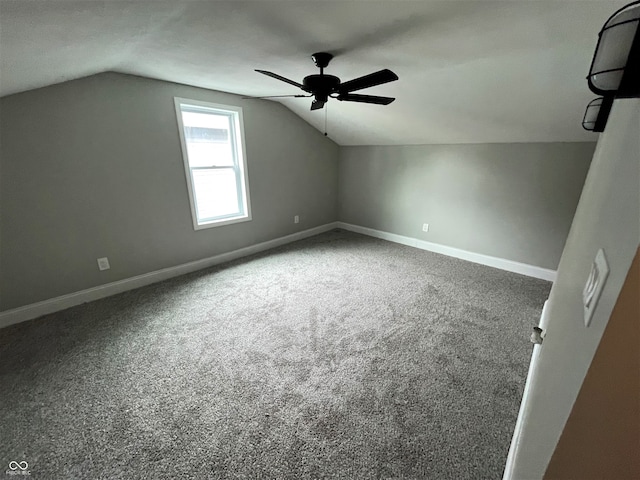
[181,110,229,129]
[181,111,234,167]
[185,141,233,168]
[191,168,240,221]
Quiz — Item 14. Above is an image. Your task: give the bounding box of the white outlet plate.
[422,223,429,232]
[583,248,609,327]
[97,257,110,271]
[294,215,299,224]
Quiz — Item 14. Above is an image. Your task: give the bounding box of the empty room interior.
[0,1,638,479]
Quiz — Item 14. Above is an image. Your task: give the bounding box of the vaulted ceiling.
[0,0,626,145]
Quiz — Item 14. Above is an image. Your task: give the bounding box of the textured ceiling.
[0,0,626,145]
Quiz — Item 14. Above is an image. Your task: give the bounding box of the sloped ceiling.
[0,0,626,145]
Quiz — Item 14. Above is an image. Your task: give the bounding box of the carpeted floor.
[0,230,550,479]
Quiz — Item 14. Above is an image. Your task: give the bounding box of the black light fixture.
[587,1,640,98]
[582,96,615,132]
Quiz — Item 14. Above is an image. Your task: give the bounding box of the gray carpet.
[0,230,550,479]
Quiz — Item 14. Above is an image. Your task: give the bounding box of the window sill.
[193,214,252,231]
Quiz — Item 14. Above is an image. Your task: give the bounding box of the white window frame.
[174,97,252,230]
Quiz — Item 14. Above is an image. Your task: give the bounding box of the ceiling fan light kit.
[583,1,640,132]
[255,52,398,110]
[587,0,640,97]
[582,96,614,132]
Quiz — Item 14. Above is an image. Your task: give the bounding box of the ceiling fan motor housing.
[303,74,341,101]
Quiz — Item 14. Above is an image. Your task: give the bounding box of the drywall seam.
[338,222,557,281]
[0,222,340,329]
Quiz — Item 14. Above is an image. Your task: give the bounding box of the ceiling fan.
[253,52,399,110]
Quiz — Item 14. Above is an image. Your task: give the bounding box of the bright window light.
[174,98,251,230]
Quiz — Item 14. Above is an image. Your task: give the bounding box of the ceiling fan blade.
[337,94,396,105]
[255,70,305,90]
[242,94,311,99]
[310,99,325,111]
[338,69,398,93]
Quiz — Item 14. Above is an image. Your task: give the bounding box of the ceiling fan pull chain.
[324,104,328,137]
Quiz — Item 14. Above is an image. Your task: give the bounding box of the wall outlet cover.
[422,223,429,232]
[97,257,111,271]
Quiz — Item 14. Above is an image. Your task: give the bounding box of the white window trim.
[174,97,252,230]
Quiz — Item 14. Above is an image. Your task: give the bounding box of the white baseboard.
[337,222,557,282]
[0,222,340,329]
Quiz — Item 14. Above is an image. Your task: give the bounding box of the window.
[174,98,251,229]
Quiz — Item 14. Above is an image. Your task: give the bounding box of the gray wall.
[0,73,339,311]
[0,71,597,312]
[338,143,595,270]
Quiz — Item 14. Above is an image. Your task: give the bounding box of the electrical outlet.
[294,215,299,224]
[422,223,429,232]
[97,257,110,271]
